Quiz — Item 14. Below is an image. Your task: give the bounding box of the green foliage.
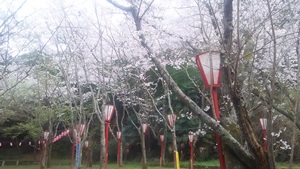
[149,64,203,114]
[16,51,41,67]
[123,116,140,140]
[0,109,16,125]
[33,105,72,125]
[175,115,200,141]
[151,64,203,138]
[2,122,42,140]
[168,65,201,90]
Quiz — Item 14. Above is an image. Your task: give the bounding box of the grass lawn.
[277,162,300,169]
[1,163,180,169]
[1,161,300,169]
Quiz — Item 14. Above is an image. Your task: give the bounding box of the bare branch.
[107,0,133,12]
[139,0,155,20]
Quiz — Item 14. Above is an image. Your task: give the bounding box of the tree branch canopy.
[107,0,256,168]
[252,89,300,130]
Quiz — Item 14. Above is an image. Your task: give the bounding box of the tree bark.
[171,130,179,169]
[47,143,52,168]
[221,0,270,168]
[289,23,300,169]
[120,139,123,166]
[162,127,167,166]
[100,117,105,169]
[265,0,277,168]
[141,130,147,169]
[40,140,47,169]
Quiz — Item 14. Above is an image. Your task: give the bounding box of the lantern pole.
[75,128,80,169]
[167,114,180,169]
[212,89,226,169]
[105,121,109,169]
[141,123,148,168]
[104,105,115,169]
[70,129,76,169]
[74,124,85,169]
[263,130,267,150]
[196,51,226,169]
[117,131,122,166]
[260,118,267,151]
[85,141,90,167]
[39,138,43,167]
[159,135,164,167]
[188,133,194,169]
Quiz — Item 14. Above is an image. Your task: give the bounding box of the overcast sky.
[2,0,200,57]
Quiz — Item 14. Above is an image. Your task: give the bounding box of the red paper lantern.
[75,124,86,137]
[160,135,164,142]
[188,133,194,143]
[196,51,221,88]
[117,131,122,140]
[104,105,115,122]
[260,118,267,130]
[44,131,50,140]
[167,114,177,128]
[79,124,86,136]
[142,123,148,134]
[85,141,89,148]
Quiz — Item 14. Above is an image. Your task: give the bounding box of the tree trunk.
[221,0,270,168]
[40,140,47,169]
[46,143,52,168]
[86,145,92,168]
[141,130,147,169]
[120,138,123,166]
[172,130,179,169]
[100,119,105,169]
[162,128,167,166]
[86,139,92,168]
[34,143,37,162]
[265,0,277,168]
[88,147,93,168]
[289,24,300,169]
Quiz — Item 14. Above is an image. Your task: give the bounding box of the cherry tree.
[2,0,300,168]
[104,0,300,168]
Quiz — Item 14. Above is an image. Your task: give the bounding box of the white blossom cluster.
[179,111,193,120]
[193,128,207,136]
[271,127,291,150]
[277,139,291,150]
